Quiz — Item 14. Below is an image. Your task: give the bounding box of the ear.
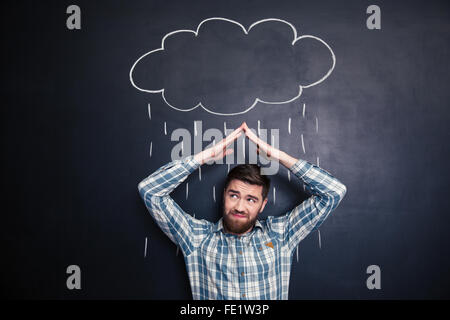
[259,197,268,213]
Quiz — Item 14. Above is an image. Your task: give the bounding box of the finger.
[258,147,272,160]
[224,148,234,156]
[231,129,244,139]
[214,134,237,156]
[227,124,244,135]
[212,147,233,162]
[223,130,243,148]
[227,127,244,140]
[246,129,269,151]
[244,126,259,140]
[213,126,244,154]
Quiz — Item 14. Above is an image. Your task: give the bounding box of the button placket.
[235,236,246,300]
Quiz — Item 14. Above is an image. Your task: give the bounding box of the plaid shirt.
[138,155,347,300]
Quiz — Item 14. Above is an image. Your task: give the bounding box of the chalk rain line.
[149,141,152,158]
[164,121,167,135]
[318,229,322,249]
[186,182,189,200]
[144,237,148,258]
[301,134,305,154]
[273,187,276,204]
[148,103,151,120]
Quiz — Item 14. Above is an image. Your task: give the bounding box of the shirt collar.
[213,217,264,235]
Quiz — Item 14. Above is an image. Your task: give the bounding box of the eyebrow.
[228,189,260,201]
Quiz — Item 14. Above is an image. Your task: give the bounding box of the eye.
[230,194,238,199]
[248,198,256,203]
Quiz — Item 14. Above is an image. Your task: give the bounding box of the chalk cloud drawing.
[129,17,335,116]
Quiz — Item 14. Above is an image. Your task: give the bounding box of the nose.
[234,199,246,213]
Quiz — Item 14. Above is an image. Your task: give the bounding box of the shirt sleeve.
[137,155,211,256]
[268,159,347,252]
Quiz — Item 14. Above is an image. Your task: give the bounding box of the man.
[138,122,347,300]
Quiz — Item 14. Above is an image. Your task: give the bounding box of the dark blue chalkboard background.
[2,0,450,299]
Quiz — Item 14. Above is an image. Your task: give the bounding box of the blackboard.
[2,0,450,299]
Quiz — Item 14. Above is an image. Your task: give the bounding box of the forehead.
[225,179,263,197]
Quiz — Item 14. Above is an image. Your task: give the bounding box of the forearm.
[289,158,347,207]
[277,151,299,170]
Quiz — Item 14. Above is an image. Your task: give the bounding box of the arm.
[242,123,347,251]
[138,155,210,256]
[138,123,245,256]
[274,156,347,251]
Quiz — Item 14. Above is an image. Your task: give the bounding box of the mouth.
[231,212,247,219]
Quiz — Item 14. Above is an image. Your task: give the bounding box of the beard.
[223,208,259,235]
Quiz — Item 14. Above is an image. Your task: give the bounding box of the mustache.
[230,211,247,216]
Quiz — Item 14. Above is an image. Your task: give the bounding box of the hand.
[194,122,245,165]
[242,122,281,161]
[243,122,298,168]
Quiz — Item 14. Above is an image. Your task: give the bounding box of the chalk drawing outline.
[129,17,336,116]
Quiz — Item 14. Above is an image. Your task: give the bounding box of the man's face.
[222,179,268,235]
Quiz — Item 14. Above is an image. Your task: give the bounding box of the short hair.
[224,164,270,200]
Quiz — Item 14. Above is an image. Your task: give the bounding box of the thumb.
[224,148,234,156]
[211,148,233,162]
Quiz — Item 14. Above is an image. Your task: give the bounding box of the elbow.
[137,179,145,192]
[339,183,347,199]
[334,182,347,207]
[138,179,150,200]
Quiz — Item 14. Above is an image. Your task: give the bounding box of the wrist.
[193,152,204,165]
[279,151,298,169]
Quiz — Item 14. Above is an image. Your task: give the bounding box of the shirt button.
[239,250,243,255]
[258,246,262,251]
[242,293,246,298]
[241,272,245,276]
